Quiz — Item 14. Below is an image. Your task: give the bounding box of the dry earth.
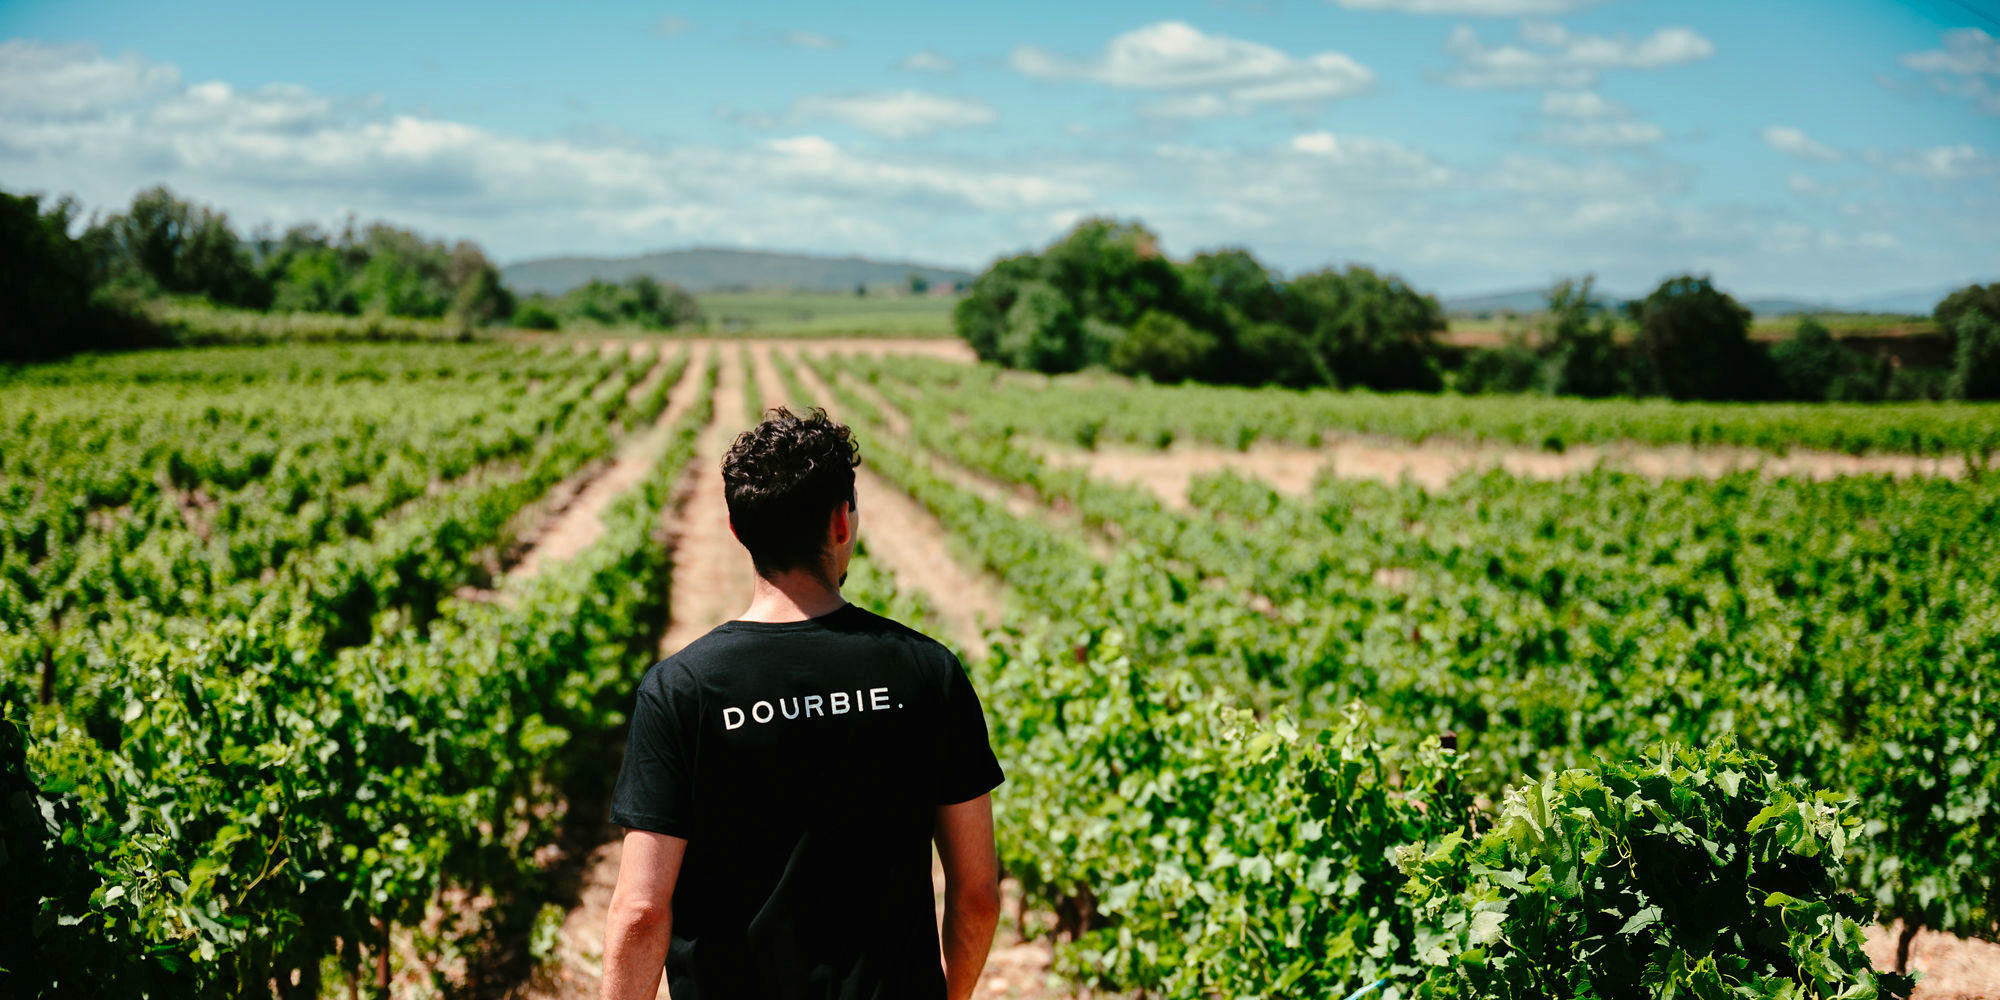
[1863,925,2000,1000]
[509,347,689,581]
[1033,436,1968,509]
[822,366,1116,560]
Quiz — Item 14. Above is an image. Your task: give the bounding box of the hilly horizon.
[502,247,977,296]
[505,246,1961,318]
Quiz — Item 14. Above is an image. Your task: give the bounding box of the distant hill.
[501,248,977,296]
[1443,288,1632,316]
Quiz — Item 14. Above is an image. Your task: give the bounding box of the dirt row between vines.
[1028,436,1968,509]
[514,345,746,1000]
[817,365,1120,561]
[509,345,693,582]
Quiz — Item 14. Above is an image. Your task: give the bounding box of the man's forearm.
[941,887,1000,1000]
[601,903,671,1000]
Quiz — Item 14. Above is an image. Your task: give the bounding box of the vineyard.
[5,338,1998,998]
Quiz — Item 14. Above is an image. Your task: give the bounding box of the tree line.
[957,218,2000,402]
[1,186,703,362]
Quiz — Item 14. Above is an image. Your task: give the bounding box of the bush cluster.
[955,218,1447,391]
[957,219,2000,402]
[509,275,700,332]
[3,185,518,361]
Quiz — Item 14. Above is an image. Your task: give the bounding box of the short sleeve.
[610,663,697,837]
[934,654,1005,805]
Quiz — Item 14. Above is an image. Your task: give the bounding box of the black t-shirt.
[609,603,1005,1000]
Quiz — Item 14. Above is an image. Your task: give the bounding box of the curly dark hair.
[723,407,861,577]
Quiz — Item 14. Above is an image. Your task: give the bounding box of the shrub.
[1773,317,1884,401]
[1934,283,2000,347]
[511,299,561,331]
[1402,742,1912,1000]
[1630,275,1771,401]
[1109,310,1218,383]
[1946,311,2000,400]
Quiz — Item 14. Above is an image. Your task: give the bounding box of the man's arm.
[602,829,686,1000]
[935,794,1001,1000]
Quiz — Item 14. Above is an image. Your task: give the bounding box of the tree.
[1282,266,1445,391]
[84,186,267,307]
[1934,283,2000,347]
[1628,274,1768,400]
[998,281,1085,373]
[1538,276,1632,398]
[1771,316,1883,401]
[908,272,930,295]
[1946,311,2000,400]
[510,297,560,330]
[1039,218,1188,328]
[1,190,160,360]
[956,254,1047,363]
[1110,311,1218,383]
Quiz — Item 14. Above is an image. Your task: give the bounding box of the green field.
[696,290,959,337]
[9,338,1995,997]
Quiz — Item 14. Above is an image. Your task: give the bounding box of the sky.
[1,0,1996,301]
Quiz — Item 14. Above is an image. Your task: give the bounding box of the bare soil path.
[1031,435,1968,509]
[825,368,1119,560]
[509,347,690,582]
[1863,924,2000,1000]
[522,346,762,1000]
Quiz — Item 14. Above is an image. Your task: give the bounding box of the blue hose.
[1341,978,1390,1000]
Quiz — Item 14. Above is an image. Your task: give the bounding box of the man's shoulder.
[838,604,959,662]
[651,607,957,677]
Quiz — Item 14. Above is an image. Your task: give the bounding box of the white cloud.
[1287,131,1450,181]
[1444,22,1714,89]
[1011,21,1373,113]
[0,39,180,115]
[1901,27,2000,76]
[1759,125,1840,162]
[1881,144,1998,180]
[902,49,954,73]
[1331,0,1597,13]
[1539,90,1623,117]
[1898,28,2000,115]
[3,40,1983,302]
[0,42,1086,264]
[782,30,843,51]
[1139,93,1236,119]
[789,91,996,138]
[1530,120,1664,147]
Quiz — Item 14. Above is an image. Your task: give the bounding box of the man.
[601,407,1004,1000]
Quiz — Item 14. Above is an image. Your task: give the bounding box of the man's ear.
[828,502,853,546]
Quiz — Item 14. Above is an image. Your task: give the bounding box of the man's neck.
[738,570,846,623]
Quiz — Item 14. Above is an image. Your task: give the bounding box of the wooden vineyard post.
[377,917,391,993]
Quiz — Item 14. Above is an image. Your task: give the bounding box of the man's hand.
[602,829,686,1000]
[935,794,1001,1000]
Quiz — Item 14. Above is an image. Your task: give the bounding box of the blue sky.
[1,0,1995,300]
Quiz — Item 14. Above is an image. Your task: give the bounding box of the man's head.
[723,407,861,584]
